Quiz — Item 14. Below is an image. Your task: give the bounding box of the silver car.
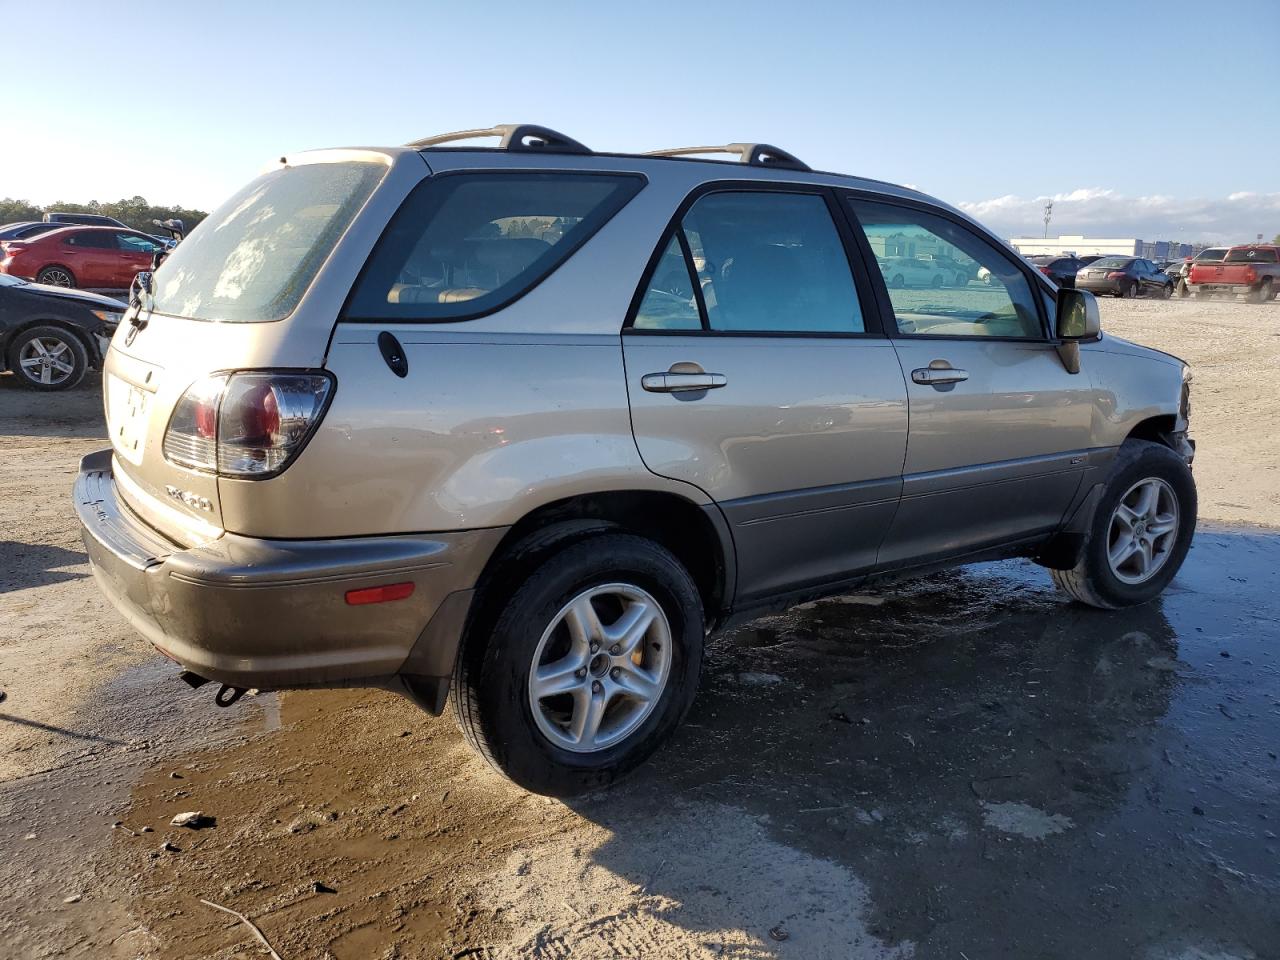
[75,125,1197,796]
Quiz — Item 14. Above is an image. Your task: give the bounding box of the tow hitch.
[176,671,250,708]
[214,685,249,708]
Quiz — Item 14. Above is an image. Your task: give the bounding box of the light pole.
[1043,200,1053,240]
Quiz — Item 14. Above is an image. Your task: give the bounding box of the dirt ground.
[1,296,1278,959]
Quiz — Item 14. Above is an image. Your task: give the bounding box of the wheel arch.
[1124,413,1179,448]
[473,490,734,633]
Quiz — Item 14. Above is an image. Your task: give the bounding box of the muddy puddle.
[10,525,1280,958]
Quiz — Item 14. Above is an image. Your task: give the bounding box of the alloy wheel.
[38,268,73,287]
[1106,478,1179,584]
[527,583,672,753]
[18,335,77,386]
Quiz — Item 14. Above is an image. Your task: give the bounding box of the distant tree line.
[0,196,208,233]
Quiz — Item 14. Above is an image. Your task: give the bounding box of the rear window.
[1225,247,1278,263]
[1194,248,1228,262]
[1089,257,1133,269]
[151,160,385,322]
[343,172,643,321]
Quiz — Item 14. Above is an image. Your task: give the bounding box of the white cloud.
[956,188,1280,244]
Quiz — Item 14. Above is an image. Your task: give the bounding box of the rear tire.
[1248,279,1272,304]
[1120,280,1137,299]
[452,533,704,796]
[35,265,77,288]
[1051,439,1196,609]
[890,274,905,289]
[8,325,89,391]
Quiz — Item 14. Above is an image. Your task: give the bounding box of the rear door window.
[633,235,701,330]
[685,192,865,333]
[65,231,114,248]
[344,172,643,321]
[633,190,867,334]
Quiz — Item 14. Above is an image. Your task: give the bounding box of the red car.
[0,225,163,290]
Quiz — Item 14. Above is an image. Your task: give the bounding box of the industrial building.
[1011,235,1195,260]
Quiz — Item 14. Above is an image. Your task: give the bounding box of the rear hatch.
[104,152,401,546]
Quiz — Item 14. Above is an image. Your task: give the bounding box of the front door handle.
[911,364,969,386]
[641,371,728,393]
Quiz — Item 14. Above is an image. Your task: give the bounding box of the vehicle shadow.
[558,527,1280,959]
[0,541,87,594]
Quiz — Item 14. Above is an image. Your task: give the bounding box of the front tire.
[453,534,704,796]
[1051,439,1196,609]
[9,325,89,390]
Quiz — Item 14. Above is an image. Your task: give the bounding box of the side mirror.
[129,271,154,309]
[1054,288,1100,375]
[1057,287,1101,341]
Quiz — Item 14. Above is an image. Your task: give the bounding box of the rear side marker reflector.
[345,582,415,606]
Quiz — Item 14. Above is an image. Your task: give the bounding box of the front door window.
[848,199,1044,339]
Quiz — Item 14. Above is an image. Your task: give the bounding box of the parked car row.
[0,211,184,291]
[1028,244,1277,303]
[0,225,166,290]
[879,254,972,288]
[0,273,122,389]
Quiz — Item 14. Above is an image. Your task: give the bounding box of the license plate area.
[107,374,153,465]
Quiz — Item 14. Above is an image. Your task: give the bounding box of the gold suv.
[75,125,1196,795]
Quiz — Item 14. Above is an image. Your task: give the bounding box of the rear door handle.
[641,372,727,393]
[911,365,969,386]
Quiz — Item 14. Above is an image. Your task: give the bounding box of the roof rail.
[643,142,810,172]
[406,124,591,155]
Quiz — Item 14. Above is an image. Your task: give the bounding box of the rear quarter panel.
[220,330,711,537]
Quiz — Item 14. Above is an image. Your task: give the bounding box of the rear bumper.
[74,449,503,696]
[1076,279,1123,295]
[1186,282,1252,295]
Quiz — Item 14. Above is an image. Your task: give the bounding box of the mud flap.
[1034,483,1104,571]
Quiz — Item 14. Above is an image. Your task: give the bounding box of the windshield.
[1089,257,1133,269]
[151,159,386,322]
[1225,247,1278,263]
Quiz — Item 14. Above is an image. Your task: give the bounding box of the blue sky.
[3,0,1276,242]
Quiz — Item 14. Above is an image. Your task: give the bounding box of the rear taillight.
[162,371,334,478]
[1039,266,1052,276]
[1106,271,1126,280]
[1243,267,1258,284]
